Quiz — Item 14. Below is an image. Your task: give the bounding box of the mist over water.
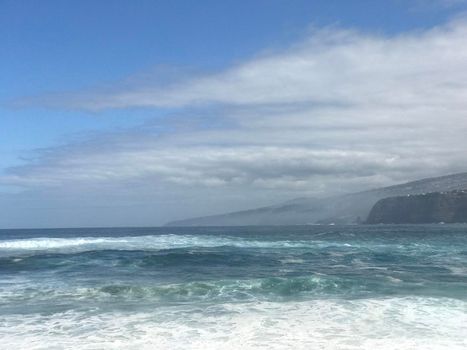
[0,225,466,349]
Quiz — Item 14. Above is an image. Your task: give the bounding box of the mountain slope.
[165,172,467,226]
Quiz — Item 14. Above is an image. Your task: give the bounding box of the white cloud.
[54,20,467,112]
[3,19,467,217]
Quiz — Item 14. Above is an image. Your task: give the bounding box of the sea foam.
[0,234,353,256]
[0,297,465,350]
[0,233,451,257]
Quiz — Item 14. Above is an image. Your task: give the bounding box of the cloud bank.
[3,19,467,224]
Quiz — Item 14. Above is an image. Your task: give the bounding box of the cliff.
[366,190,467,224]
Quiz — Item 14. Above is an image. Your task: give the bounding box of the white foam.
[279,258,305,264]
[0,234,460,258]
[0,237,112,250]
[447,266,467,276]
[0,297,465,350]
[0,234,356,256]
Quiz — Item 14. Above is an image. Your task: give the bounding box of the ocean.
[0,225,466,349]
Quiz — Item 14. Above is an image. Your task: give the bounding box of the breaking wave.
[0,234,354,257]
[1,297,466,350]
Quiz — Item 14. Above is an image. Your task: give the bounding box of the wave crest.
[0,234,342,257]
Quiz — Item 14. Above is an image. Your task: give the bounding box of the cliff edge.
[366,190,467,224]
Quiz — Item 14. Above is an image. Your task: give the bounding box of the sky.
[1,0,467,228]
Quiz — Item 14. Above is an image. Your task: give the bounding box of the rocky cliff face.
[366,190,467,224]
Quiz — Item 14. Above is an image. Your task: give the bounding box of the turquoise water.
[0,225,466,349]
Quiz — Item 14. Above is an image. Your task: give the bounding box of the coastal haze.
[167,172,467,225]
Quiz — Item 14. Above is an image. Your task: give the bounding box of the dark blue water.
[0,225,466,349]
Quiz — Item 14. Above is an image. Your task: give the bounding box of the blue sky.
[2,0,467,228]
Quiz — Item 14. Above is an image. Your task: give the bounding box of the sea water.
[0,225,466,349]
